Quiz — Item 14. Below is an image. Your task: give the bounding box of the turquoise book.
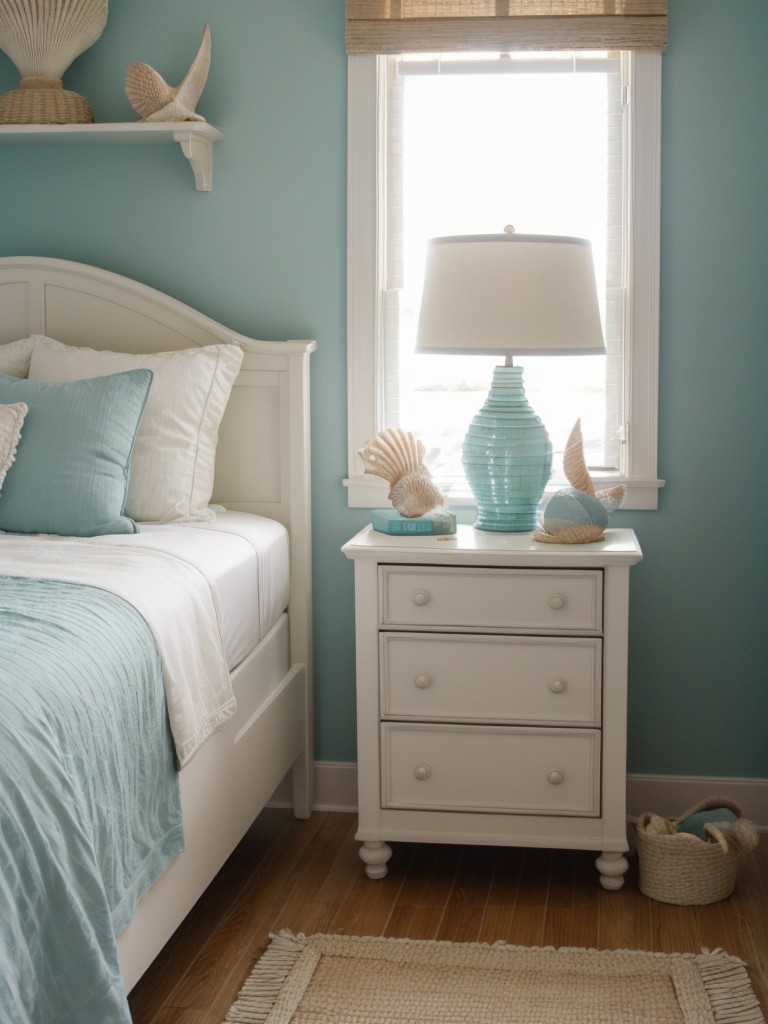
[371,508,457,536]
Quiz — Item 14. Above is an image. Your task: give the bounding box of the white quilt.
[0,536,235,766]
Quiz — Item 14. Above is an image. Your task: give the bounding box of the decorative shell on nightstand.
[534,419,625,544]
[0,0,108,124]
[357,427,445,518]
[125,23,211,123]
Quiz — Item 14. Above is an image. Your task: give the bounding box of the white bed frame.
[0,256,316,992]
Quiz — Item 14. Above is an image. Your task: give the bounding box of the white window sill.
[344,474,664,512]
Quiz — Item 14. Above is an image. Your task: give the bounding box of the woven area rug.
[224,930,765,1023]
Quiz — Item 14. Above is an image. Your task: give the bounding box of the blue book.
[371,508,457,536]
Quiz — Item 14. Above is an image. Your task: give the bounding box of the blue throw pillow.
[0,369,153,536]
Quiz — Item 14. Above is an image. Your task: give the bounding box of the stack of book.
[371,508,457,536]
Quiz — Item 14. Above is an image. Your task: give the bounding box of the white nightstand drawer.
[380,566,602,633]
[381,633,602,726]
[382,723,600,816]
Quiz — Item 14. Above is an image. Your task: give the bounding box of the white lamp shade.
[416,232,605,357]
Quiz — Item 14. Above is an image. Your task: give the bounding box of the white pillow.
[0,401,28,492]
[0,337,37,378]
[28,335,243,523]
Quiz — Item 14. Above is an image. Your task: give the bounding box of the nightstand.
[341,524,643,889]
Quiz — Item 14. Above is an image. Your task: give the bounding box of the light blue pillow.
[0,369,153,537]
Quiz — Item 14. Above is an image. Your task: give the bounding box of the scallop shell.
[388,471,445,518]
[125,23,211,123]
[562,418,595,496]
[0,0,108,80]
[358,427,445,518]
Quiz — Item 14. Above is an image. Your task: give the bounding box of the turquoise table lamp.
[416,228,605,533]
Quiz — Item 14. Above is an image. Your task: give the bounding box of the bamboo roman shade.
[346,1,667,53]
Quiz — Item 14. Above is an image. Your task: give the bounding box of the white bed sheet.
[136,510,290,670]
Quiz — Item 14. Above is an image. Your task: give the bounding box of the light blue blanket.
[0,575,184,1024]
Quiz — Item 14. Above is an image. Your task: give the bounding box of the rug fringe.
[223,931,307,1023]
[696,950,765,1024]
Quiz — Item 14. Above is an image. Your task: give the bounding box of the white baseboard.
[625,773,768,828]
[270,763,768,828]
[269,761,359,813]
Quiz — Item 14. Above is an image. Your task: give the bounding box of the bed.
[0,257,315,1021]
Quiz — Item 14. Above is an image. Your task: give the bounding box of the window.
[346,50,663,511]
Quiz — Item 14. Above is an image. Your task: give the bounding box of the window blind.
[346,1,667,54]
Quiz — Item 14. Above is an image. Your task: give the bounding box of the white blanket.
[0,536,235,766]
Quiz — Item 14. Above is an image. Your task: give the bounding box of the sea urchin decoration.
[533,418,626,544]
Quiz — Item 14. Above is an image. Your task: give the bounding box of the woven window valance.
[346,1,667,54]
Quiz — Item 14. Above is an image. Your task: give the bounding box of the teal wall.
[1,0,766,779]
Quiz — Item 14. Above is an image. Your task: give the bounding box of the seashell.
[358,427,426,485]
[388,472,445,518]
[595,484,626,514]
[0,0,107,80]
[562,418,595,496]
[125,23,211,123]
[358,427,445,518]
[533,419,626,544]
[533,523,607,544]
[533,487,608,544]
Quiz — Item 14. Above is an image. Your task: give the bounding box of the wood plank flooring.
[128,809,768,1023]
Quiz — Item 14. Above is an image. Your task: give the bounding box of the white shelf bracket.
[174,129,214,191]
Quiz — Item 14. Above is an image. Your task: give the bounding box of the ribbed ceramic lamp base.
[462,365,552,533]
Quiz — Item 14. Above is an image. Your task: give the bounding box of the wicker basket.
[634,796,759,906]
[0,78,93,125]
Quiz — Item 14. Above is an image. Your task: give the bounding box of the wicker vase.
[0,0,108,124]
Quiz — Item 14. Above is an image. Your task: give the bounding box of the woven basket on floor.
[634,796,759,906]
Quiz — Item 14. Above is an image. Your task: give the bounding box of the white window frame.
[345,51,664,511]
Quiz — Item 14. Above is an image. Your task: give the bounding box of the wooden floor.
[128,808,768,1023]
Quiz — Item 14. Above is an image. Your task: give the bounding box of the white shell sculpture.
[125,23,211,123]
[358,428,445,518]
[533,418,626,544]
[0,0,108,123]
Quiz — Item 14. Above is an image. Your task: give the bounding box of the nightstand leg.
[595,851,629,890]
[360,841,392,879]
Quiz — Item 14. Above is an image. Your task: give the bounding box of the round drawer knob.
[547,769,565,786]
[413,763,432,781]
[548,593,566,611]
[414,673,432,689]
[412,590,431,607]
[548,677,567,694]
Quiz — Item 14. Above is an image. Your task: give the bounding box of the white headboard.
[0,256,316,671]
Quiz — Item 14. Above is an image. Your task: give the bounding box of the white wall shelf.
[0,122,224,191]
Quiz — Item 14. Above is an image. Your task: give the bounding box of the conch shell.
[125,23,211,123]
[562,417,625,508]
[533,418,625,544]
[358,428,445,518]
[562,417,596,496]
